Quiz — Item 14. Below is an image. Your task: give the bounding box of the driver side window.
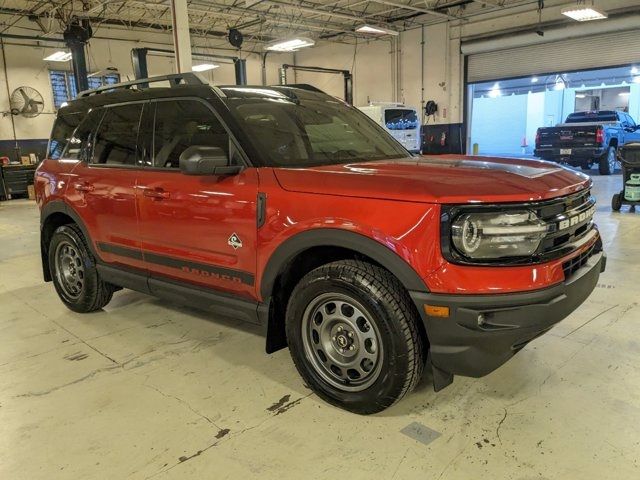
[152,100,229,169]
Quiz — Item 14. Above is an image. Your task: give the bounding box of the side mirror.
[179,146,243,176]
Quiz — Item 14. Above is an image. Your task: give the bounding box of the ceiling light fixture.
[631,67,639,75]
[531,77,539,83]
[265,37,315,52]
[44,51,72,62]
[355,24,399,36]
[561,2,607,22]
[192,63,219,72]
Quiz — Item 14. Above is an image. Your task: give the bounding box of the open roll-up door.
[466,29,640,84]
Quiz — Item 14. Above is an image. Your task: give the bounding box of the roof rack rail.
[78,72,208,98]
[280,84,325,94]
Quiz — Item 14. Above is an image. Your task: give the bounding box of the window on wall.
[49,70,121,109]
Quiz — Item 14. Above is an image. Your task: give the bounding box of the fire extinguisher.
[440,132,447,147]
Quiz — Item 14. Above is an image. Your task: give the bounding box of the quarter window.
[64,109,104,161]
[92,104,143,166]
[152,100,229,169]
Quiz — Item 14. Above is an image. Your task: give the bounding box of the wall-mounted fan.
[9,86,45,118]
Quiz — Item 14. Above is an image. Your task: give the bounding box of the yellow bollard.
[473,143,479,155]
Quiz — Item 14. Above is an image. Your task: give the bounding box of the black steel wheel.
[286,260,425,414]
[49,224,114,313]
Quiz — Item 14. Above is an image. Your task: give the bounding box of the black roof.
[59,82,329,117]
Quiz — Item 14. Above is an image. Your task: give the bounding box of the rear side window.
[64,109,105,161]
[48,111,82,159]
[92,103,143,166]
[152,100,228,169]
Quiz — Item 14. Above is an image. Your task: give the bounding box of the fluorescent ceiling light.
[489,83,501,98]
[531,77,539,83]
[631,67,639,75]
[576,94,586,98]
[561,4,607,22]
[265,37,315,52]
[355,24,399,36]
[619,92,631,97]
[44,51,72,62]
[192,63,219,72]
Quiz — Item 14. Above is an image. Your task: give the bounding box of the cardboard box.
[21,156,30,165]
[27,185,36,201]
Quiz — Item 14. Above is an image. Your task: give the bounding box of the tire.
[611,193,622,212]
[285,260,425,414]
[599,146,617,175]
[48,224,114,313]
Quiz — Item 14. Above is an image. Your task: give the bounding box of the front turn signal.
[424,305,450,318]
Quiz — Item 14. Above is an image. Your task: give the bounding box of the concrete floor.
[1,175,639,480]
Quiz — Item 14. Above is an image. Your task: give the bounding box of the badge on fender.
[228,233,243,250]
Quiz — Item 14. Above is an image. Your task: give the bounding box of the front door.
[136,98,259,300]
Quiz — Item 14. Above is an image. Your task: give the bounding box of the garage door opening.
[467,65,640,158]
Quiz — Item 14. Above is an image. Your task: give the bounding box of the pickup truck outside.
[36,74,606,414]
[534,110,640,175]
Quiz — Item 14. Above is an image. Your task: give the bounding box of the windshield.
[565,111,618,123]
[223,89,409,167]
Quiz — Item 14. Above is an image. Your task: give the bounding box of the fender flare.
[259,228,429,300]
[40,200,100,260]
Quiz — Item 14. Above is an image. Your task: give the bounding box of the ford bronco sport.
[36,73,606,414]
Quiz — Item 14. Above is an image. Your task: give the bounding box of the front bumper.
[410,251,606,379]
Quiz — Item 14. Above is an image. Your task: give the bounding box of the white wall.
[293,39,393,107]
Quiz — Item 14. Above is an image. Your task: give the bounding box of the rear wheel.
[49,224,115,313]
[599,146,617,175]
[286,260,425,414]
[611,192,623,212]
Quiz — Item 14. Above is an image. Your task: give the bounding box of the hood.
[273,155,591,204]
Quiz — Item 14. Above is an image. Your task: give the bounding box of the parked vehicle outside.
[36,74,605,414]
[534,110,640,175]
[358,103,421,153]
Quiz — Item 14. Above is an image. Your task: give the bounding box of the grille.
[562,242,596,279]
[534,188,596,260]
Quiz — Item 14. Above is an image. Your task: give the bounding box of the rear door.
[65,102,145,271]
[136,98,259,300]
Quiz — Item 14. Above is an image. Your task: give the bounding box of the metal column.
[131,48,149,80]
[234,59,247,85]
[169,0,192,73]
[63,20,92,93]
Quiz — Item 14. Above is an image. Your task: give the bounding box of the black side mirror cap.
[179,146,243,176]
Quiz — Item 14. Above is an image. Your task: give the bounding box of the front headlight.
[451,210,548,259]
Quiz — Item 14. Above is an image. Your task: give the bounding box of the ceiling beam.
[472,0,505,6]
[368,0,457,19]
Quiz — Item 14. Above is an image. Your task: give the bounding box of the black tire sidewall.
[286,265,417,414]
[48,225,101,313]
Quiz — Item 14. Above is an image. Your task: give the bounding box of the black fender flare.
[40,201,100,280]
[259,228,429,300]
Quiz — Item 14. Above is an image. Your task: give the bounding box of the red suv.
[36,74,606,414]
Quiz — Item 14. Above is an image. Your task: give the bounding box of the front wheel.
[599,146,618,175]
[286,260,425,414]
[49,224,115,313]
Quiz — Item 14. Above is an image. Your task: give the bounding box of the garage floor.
[1,174,639,480]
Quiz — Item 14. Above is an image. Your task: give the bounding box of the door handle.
[74,182,94,192]
[142,187,170,200]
